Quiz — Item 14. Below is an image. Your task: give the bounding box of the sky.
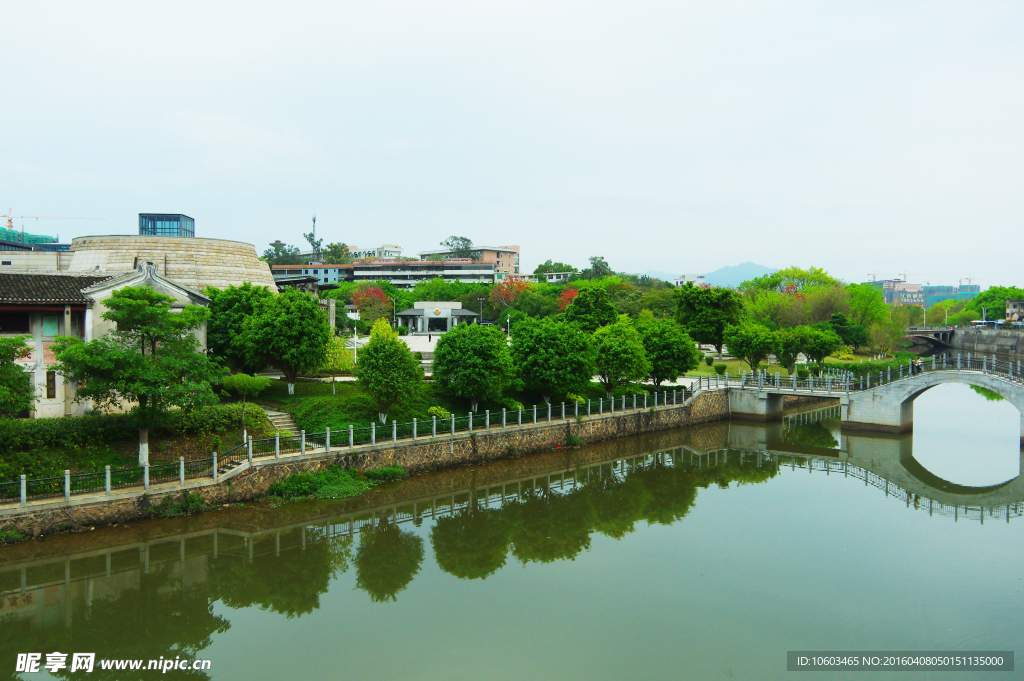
[2,0,1021,286]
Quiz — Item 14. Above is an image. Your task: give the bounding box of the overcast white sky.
[2,1,1021,285]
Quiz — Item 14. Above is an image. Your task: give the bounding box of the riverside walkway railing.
[733,353,1024,394]
[0,386,713,509]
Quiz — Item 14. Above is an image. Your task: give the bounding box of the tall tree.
[593,316,651,398]
[846,282,888,328]
[557,288,579,311]
[221,373,273,430]
[355,519,425,603]
[802,327,844,366]
[579,256,613,280]
[52,287,226,464]
[357,319,422,423]
[0,336,33,417]
[722,323,781,371]
[489,277,530,310]
[352,287,392,326]
[636,317,700,387]
[674,283,742,356]
[440,236,475,260]
[205,283,276,374]
[322,242,351,263]
[563,287,617,332]
[432,324,514,412]
[241,288,331,395]
[533,260,578,276]
[776,326,812,373]
[511,318,596,404]
[261,241,303,265]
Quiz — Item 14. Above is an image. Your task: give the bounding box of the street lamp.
[476,296,485,324]
[982,306,991,323]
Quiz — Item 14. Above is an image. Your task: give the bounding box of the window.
[42,315,59,336]
[1,261,10,266]
[0,312,30,333]
[46,371,56,399]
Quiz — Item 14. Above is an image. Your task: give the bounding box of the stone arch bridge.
[727,360,1024,441]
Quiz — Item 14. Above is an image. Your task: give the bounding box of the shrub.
[155,491,208,518]
[210,435,222,452]
[705,355,714,366]
[397,325,409,336]
[414,351,424,361]
[502,398,525,411]
[268,465,369,499]
[566,434,584,448]
[797,369,810,379]
[564,393,586,404]
[713,363,727,376]
[427,406,451,420]
[363,466,406,483]
[0,529,28,545]
[830,345,854,360]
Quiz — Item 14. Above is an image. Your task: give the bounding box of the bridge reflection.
[1,411,1021,665]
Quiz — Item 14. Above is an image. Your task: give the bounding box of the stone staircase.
[263,409,300,437]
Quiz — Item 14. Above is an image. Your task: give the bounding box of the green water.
[1,384,1021,680]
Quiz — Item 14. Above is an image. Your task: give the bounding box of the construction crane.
[959,276,981,286]
[4,208,106,243]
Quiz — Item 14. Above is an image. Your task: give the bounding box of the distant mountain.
[702,262,777,288]
[640,270,678,282]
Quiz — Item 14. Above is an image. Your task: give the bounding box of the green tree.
[433,323,514,412]
[440,235,475,260]
[966,286,1024,320]
[723,323,781,371]
[593,316,651,398]
[636,317,700,387]
[846,282,888,328]
[511,318,596,403]
[355,519,425,602]
[579,256,613,280]
[740,266,840,292]
[515,290,560,318]
[533,259,578,276]
[205,282,276,374]
[823,312,867,350]
[674,283,742,356]
[261,240,303,265]
[357,319,422,423]
[322,242,351,263]
[563,286,617,332]
[803,326,844,365]
[240,288,331,395]
[430,502,510,580]
[0,336,33,417]
[776,326,811,373]
[52,286,226,464]
[221,373,272,430]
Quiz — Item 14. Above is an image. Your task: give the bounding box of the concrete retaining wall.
[0,390,730,536]
[951,328,1024,357]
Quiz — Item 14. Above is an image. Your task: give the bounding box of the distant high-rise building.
[139,214,194,237]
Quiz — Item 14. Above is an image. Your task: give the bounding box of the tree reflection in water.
[355,518,425,602]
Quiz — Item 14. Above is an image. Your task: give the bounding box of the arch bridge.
[726,355,1024,441]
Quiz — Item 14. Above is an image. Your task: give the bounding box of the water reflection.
[1,410,1022,676]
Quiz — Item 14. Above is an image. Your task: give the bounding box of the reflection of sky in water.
[912,383,1020,487]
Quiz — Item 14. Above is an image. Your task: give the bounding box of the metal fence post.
[468,412,473,432]
[644,393,647,409]
[432,416,437,437]
[633,394,637,411]
[610,397,614,414]
[547,404,552,422]
[392,420,397,442]
[588,399,592,416]
[326,427,331,452]
[105,466,110,496]
[180,457,185,485]
[20,474,26,506]
[301,430,307,455]
[599,398,603,414]
[212,454,217,482]
[654,391,657,407]
[518,408,522,426]
[413,418,417,441]
[65,469,71,501]
[349,425,354,449]
[502,408,506,428]
[247,436,253,463]
[371,422,376,445]
[275,433,280,459]
[486,410,490,430]
[575,401,579,418]
[450,415,455,436]
[533,405,537,424]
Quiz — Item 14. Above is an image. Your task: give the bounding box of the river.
[0,384,1020,680]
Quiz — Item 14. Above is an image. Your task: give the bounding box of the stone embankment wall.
[0,391,730,536]
[950,328,1024,357]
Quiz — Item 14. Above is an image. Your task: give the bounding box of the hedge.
[0,403,265,456]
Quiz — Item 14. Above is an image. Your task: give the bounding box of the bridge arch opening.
[908,383,1020,488]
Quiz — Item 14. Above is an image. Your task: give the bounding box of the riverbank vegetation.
[267,465,405,501]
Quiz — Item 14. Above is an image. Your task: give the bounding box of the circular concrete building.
[65,235,276,291]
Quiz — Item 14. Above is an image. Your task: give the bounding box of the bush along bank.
[267,465,406,501]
